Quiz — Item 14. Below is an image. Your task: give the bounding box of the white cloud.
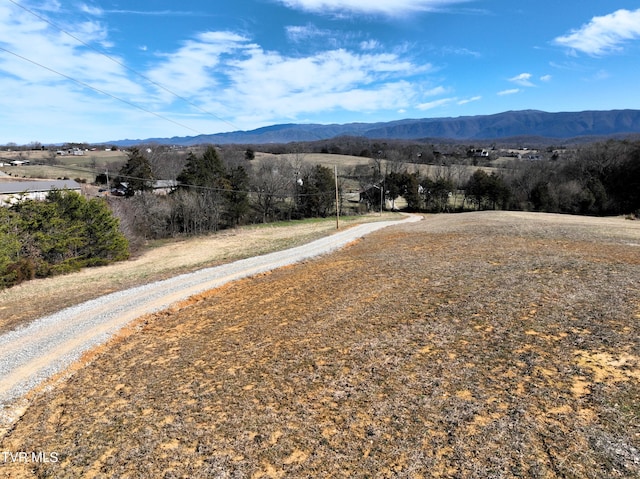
[509,73,534,87]
[360,40,380,51]
[554,8,640,56]
[497,89,520,96]
[36,1,62,13]
[141,28,432,126]
[147,32,251,101]
[286,24,331,42]
[80,4,104,16]
[458,95,481,105]
[540,74,552,82]
[417,97,456,110]
[220,48,426,120]
[0,5,136,91]
[276,0,471,16]
[440,46,481,58]
[0,1,441,142]
[424,86,447,96]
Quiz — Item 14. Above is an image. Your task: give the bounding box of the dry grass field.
[0,150,128,183]
[0,214,392,332]
[1,211,640,478]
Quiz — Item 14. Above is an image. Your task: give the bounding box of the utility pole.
[334,165,340,229]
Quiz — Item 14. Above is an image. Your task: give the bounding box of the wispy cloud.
[540,74,552,82]
[275,0,472,16]
[286,24,332,42]
[102,9,202,17]
[509,72,534,87]
[424,86,448,96]
[497,89,520,96]
[554,8,640,56]
[440,46,481,58]
[458,95,481,105]
[360,40,381,51]
[416,97,456,110]
[145,30,433,124]
[79,3,104,16]
[0,3,135,91]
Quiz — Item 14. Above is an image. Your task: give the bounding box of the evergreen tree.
[177,146,227,188]
[176,146,230,232]
[225,165,250,225]
[118,147,154,196]
[3,190,129,286]
[298,165,335,217]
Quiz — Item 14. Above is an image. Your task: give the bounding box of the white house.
[0,180,82,206]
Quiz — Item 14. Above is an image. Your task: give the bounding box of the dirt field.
[1,211,640,478]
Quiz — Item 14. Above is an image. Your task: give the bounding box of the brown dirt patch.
[1,212,640,478]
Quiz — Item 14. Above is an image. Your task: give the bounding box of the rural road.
[0,215,421,411]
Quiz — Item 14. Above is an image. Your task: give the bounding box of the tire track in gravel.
[0,216,421,408]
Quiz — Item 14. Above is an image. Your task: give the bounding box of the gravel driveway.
[0,215,421,410]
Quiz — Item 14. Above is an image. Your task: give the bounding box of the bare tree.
[250,157,293,223]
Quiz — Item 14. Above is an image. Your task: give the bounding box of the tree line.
[364,139,640,216]
[109,139,639,249]
[108,146,340,247]
[0,190,129,288]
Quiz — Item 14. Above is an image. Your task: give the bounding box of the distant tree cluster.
[358,139,640,216]
[508,140,640,215]
[0,190,129,288]
[107,139,640,249]
[109,146,340,247]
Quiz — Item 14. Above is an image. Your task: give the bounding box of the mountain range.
[110,109,640,146]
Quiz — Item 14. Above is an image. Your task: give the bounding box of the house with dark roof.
[0,179,82,206]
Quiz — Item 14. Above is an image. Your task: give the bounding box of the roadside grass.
[1,211,639,478]
[0,213,398,332]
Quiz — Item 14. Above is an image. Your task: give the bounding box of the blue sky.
[1,0,640,144]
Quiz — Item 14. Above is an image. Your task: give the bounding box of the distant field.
[254,152,497,192]
[0,150,128,182]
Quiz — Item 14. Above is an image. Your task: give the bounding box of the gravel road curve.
[0,215,420,409]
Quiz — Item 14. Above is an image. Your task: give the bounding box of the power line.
[6,0,240,133]
[23,160,339,199]
[0,45,206,135]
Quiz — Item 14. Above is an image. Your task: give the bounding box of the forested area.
[0,190,129,288]
[359,138,640,216]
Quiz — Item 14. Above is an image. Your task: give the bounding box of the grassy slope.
[1,211,639,478]
[0,214,397,332]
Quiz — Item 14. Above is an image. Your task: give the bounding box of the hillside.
[110,109,640,146]
[1,212,639,478]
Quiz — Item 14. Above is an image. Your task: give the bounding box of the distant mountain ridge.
[110,109,640,146]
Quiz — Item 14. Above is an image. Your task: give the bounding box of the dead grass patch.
[1,211,640,478]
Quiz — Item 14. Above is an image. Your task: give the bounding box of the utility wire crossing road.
[0,216,421,408]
